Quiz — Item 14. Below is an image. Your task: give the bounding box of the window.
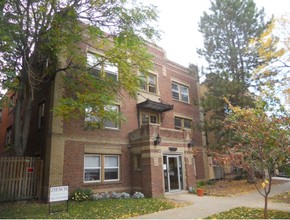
[85,105,119,129]
[174,117,192,130]
[84,155,119,183]
[140,112,159,125]
[104,105,119,129]
[38,102,45,129]
[84,155,101,182]
[140,73,157,93]
[104,156,119,181]
[5,127,12,145]
[85,107,99,124]
[172,82,189,103]
[87,52,118,80]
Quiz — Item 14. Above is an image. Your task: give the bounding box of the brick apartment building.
[0,43,208,200]
[0,91,16,156]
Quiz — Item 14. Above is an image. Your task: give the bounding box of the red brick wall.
[0,92,15,156]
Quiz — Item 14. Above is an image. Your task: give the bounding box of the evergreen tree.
[198,0,271,145]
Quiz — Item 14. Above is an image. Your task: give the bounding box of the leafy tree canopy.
[0,0,160,155]
[215,99,290,218]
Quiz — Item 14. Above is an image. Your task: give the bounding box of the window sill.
[138,90,160,97]
[82,180,123,186]
[172,99,191,105]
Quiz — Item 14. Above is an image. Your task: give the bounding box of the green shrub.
[71,188,93,202]
[196,181,205,188]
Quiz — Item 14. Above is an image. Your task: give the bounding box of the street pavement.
[132,178,290,219]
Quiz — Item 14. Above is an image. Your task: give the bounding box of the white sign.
[50,186,69,202]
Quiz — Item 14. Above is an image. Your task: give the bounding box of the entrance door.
[163,155,183,192]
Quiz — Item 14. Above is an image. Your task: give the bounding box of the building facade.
[0,43,207,199]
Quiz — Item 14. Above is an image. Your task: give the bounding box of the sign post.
[49,186,69,214]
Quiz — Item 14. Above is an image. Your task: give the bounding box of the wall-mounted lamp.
[154,134,161,146]
[188,139,195,148]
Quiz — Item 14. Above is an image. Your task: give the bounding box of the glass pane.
[104,168,118,180]
[84,169,100,181]
[174,117,182,129]
[172,91,179,100]
[85,107,99,122]
[181,86,189,102]
[172,83,179,100]
[149,74,156,85]
[150,115,158,124]
[104,62,118,75]
[181,94,189,102]
[139,73,146,90]
[149,85,156,93]
[104,105,118,128]
[141,114,149,124]
[172,83,179,92]
[184,119,192,129]
[105,156,118,167]
[104,120,118,128]
[84,156,100,167]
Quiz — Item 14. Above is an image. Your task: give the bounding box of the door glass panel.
[168,157,179,190]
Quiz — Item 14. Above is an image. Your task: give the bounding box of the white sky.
[146,0,290,67]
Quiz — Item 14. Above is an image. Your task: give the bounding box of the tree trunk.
[21,97,33,153]
[13,96,23,156]
[264,194,268,219]
[13,59,33,156]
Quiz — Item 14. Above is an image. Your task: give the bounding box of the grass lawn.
[207,207,290,219]
[0,198,179,219]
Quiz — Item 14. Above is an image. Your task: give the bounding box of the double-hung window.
[84,155,101,182]
[104,105,119,129]
[174,117,192,130]
[172,82,189,103]
[104,156,119,181]
[84,155,119,182]
[85,105,119,129]
[87,53,118,80]
[140,73,157,93]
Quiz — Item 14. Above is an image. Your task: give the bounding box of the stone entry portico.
[129,124,197,197]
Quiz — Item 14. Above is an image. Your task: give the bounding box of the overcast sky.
[146,0,290,67]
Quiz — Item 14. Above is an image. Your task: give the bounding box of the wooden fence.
[0,157,43,201]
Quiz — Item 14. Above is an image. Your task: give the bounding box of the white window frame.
[84,155,101,183]
[172,82,189,103]
[104,155,120,181]
[83,155,120,183]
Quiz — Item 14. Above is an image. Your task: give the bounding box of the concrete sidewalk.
[133,178,290,219]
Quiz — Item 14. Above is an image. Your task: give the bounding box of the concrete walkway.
[133,178,290,219]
